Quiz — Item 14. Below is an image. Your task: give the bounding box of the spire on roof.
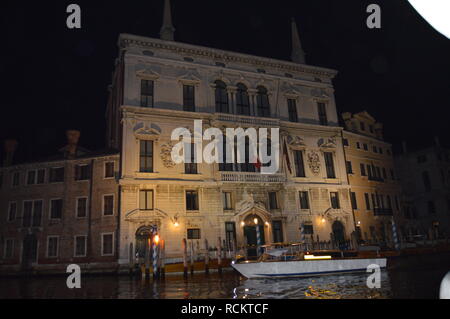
[291,18,306,64]
[160,0,175,41]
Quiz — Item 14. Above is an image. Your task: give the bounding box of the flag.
[283,139,292,174]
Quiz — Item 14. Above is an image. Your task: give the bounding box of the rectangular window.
[272,220,284,243]
[367,165,372,178]
[356,142,361,149]
[187,228,201,240]
[102,233,114,256]
[225,222,236,249]
[350,192,358,209]
[360,122,366,131]
[346,161,353,174]
[186,190,199,211]
[223,192,233,210]
[287,99,298,122]
[12,172,20,187]
[74,236,87,257]
[75,164,91,181]
[37,169,45,184]
[140,140,154,173]
[139,190,154,211]
[324,152,336,178]
[32,200,42,227]
[317,102,328,126]
[103,195,114,216]
[294,150,306,177]
[23,201,33,227]
[50,199,63,219]
[268,192,278,209]
[4,239,14,259]
[140,79,154,107]
[49,167,64,183]
[104,162,115,178]
[343,139,349,146]
[184,143,198,174]
[76,197,88,218]
[299,191,310,209]
[330,192,340,209]
[365,193,371,210]
[371,194,377,208]
[360,163,366,176]
[27,170,36,185]
[183,85,195,112]
[8,202,17,222]
[47,236,59,258]
[363,144,368,151]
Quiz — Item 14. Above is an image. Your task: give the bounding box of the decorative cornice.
[119,34,338,79]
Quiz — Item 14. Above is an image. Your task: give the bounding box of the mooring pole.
[182,238,188,278]
[160,239,165,279]
[204,238,209,274]
[217,237,222,274]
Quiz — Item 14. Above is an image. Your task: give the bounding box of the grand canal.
[1,254,449,299]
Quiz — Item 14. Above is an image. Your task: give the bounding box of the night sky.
[1,0,449,163]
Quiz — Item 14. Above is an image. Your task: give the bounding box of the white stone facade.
[106,34,355,265]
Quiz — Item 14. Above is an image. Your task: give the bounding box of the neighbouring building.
[395,138,450,240]
[0,131,120,274]
[107,0,356,270]
[342,111,403,246]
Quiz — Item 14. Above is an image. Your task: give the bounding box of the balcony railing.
[219,172,285,183]
[214,113,279,127]
[374,208,393,216]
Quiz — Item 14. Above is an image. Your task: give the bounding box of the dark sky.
[1,0,449,162]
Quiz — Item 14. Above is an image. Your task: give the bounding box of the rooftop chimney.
[65,130,80,159]
[3,139,18,167]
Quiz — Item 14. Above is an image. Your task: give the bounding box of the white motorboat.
[231,246,387,279]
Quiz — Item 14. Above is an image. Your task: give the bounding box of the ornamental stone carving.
[160,141,176,168]
[307,151,321,175]
[318,137,337,149]
[287,135,306,149]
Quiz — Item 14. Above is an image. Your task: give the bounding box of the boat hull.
[232,258,386,279]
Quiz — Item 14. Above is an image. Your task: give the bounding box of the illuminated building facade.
[106,0,356,269]
[342,111,403,245]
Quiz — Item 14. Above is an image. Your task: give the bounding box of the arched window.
[215,80,229,113]
[236,83,250,116]
[256,86,270,117]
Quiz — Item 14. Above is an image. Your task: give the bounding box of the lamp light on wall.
[240,221,245,227]
[265,221,270,227]
[253,217,259,225]
[321,218,326,224]
[154,234,160,245]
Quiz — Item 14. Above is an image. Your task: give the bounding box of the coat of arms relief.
[307,151,321,175]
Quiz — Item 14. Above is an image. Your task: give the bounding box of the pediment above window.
[136,68,160,80]
[318,137,337,150]
[311,88,330,99]
[178,71,201,86]
[287,135,307,150]
[133,122,161,141]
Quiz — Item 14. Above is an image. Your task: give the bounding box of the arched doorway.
[21,234,37,270]
[135,226,156,264]
[243,215,265,257]
[332,221,346,247]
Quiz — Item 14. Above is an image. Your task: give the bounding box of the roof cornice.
[118,34,338,79]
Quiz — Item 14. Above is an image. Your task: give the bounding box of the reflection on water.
[0,267,445,299]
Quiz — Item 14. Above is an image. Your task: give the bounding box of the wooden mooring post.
[160,239,166,279]
[217,237,222,274]
[204,238,210,274]
[190,240,195,275]
[182,238,188,278]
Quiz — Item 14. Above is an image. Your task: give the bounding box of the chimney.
[434,136,440,147]
[3,139,18,166]
[65,130,80,159]
[402,141,407,154]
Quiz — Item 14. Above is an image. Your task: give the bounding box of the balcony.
[374,208,393,216]
[219,172,285,183]
[213,113,279,127]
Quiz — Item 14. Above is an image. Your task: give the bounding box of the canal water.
[1,254,449,299]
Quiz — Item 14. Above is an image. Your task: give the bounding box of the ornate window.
[317,102,328,126]
[294,150,306,177]
[324,152,336,178]
[256,86,270,117]
[236,83,250,116]
[140,80,154,107]
[287,99,298,122]
[140,140,154,173]
[215,80,229,113]
[183,85,195,112]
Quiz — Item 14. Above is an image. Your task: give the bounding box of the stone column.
[248,89,258,117]
[227,86,237,114]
